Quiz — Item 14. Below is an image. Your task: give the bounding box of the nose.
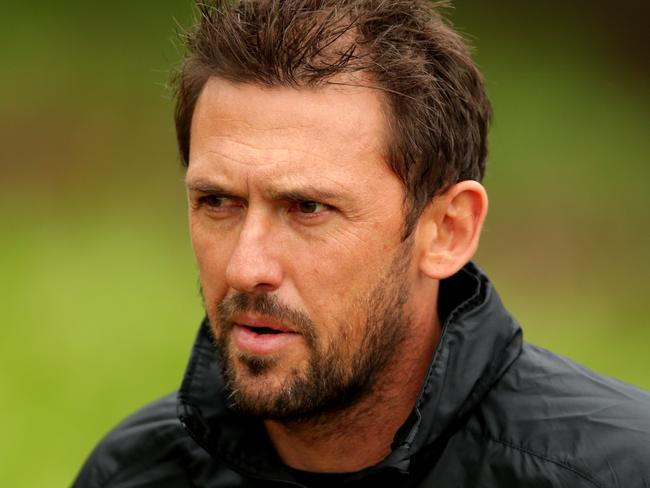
[225,212,284,294]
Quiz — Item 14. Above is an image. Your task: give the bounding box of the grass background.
[1,1,648,486]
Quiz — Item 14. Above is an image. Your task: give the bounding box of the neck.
[264,312,442,473]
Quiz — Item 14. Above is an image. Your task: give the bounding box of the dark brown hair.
[173,0,491,235]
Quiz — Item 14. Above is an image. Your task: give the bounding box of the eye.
[202,195,228,208]
[195,194,241,212]
[295,201,329,214]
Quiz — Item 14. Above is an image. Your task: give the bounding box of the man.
[74,1,650,486]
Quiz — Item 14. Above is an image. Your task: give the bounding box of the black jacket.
[74,263,650,487]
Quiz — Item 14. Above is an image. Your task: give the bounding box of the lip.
[232,312,296,333]
[231,312,300,356]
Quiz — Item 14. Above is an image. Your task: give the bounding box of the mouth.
[232,312,297,334]
[231,313,300,355]
[240,325,284,335]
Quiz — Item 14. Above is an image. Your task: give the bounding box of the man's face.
[187,77,418,420]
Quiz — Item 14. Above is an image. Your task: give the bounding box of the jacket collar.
[177,262,522,481]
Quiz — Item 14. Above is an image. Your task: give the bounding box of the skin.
[186,77,488,472]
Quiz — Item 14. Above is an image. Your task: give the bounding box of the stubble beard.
[208,243,413,422]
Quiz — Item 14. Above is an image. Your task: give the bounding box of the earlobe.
[415,181,488,280]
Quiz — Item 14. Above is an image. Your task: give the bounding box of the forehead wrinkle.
[194,136,350,173]
[190,142,392,205]
[186,160,364,209]
[209,127,373,159]
[195,82,387,151]
[199,147,283,169]
[190,78,395,202]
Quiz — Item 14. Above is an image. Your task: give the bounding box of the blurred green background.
[1,1,648,486]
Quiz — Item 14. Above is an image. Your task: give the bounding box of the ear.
[414,181,488,280]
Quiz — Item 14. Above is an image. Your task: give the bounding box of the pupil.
[300,202,317,213]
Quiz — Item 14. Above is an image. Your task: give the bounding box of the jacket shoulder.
[72,391,207,488]
[471,343,650,487]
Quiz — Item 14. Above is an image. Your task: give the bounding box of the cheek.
[289,243,382,334]
[190,220,232,302]
[302,226,392,296]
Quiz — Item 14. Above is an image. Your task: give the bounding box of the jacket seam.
[464,331,522,408]
[463,427,606,488]
[416,268,484,409]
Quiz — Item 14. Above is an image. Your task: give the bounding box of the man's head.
[175,0,491,235]
[176,0,490,422]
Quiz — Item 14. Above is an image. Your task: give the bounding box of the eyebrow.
[185,178,346,203]
[185,180,241,198]
[185,179,234,195]
[266,186,342,203]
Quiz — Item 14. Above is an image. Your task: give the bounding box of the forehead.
[187,77,400,195]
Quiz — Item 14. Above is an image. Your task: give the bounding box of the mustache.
[215,293,317,347]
